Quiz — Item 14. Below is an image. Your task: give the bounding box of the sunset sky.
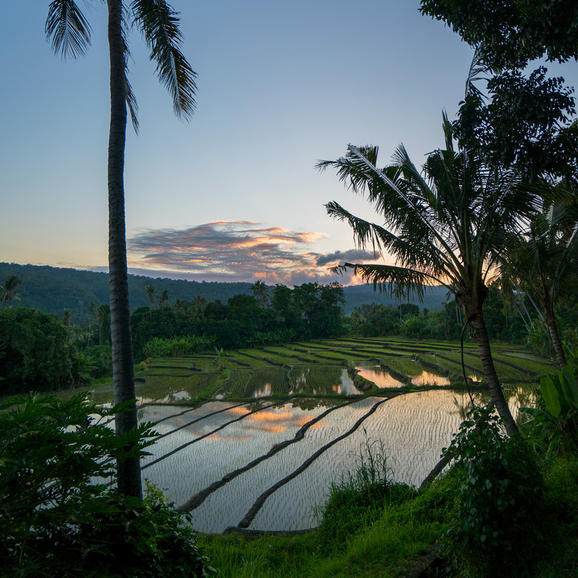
[1,1,575,285]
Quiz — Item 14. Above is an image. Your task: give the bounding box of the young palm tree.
[319,117,539,436]
[1,276,22,306]
[251,280,270,307]
[158,289,170,308]
[45,0,197,497]
[501,197,577,368]
[145,284,157,308]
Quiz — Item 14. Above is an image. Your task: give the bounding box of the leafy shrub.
[444,405,545,576]
[77,343,113,379]
[0,307,80,394]
[143,335,215,358]
[521,355,578,459]
[249,328,297,346]
[526,322,554,358]
[318,438,416,553]
[0,393,214,577]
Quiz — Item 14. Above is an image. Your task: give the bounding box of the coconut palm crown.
[500,194,577,368]
[319,116,540,436]
[45,0,197,498]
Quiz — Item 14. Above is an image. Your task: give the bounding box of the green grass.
[199,452,577,577]
[199,475,451,577]
[380,356,423,378]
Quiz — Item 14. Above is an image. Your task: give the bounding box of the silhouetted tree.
[1,276,21,306]
[319,115,539,436]
[45,0,197,498]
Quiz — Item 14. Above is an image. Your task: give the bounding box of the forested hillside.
[0,263,253,321]
[0,262,448,320]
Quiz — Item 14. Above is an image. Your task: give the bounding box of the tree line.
[3,275,575,398]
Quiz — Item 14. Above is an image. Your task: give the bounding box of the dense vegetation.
[0,394,213,577]
[0,308,83,395]
[4,277,572,397]
[0,262,448,320]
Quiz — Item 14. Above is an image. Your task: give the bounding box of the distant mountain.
[341,283,449,314]
[0,263,253,322]
[0,262,449,322]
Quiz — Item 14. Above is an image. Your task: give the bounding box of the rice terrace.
[83,337,554,533]
[2,0,577,575]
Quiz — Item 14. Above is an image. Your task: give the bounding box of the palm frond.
[347,145,465,276]
[391,143,437,206]
[325,201,460,287]
[46,0,91,59]
[132,0,197,117]
[335,263,453,297]
[441,111,455,152]
[316,145,380,194]
[464,48,487,99]
[125,74,140,132]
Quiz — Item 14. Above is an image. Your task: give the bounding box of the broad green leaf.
[560,366,578,409]
[540,376,562,418]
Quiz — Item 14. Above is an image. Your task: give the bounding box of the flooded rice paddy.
[125,338,550,533]
[140,388,530,533]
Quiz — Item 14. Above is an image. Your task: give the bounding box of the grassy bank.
[199,447,577,577]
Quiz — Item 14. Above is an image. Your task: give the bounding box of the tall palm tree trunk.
[107,0,142,499]
[544,296,567,368]
[471,310,520,436]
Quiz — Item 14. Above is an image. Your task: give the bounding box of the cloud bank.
[128,221,377,285]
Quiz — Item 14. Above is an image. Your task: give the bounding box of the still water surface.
[140,387,529,533]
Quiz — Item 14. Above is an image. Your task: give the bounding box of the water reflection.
[410,371,451,386]
[142,386,534,533]
[253,383,272,398]
[357,365,405,388]
[227,365,364,398]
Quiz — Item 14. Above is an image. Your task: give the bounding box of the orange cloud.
[227,407,251,416]
[260,424,288,433]
[128,221,367,285]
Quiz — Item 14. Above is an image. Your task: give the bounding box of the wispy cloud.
[128,221,378,285]
[316,249,378,267]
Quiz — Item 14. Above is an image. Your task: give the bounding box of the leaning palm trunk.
[470,310,519,436]
[544,300,567,368]
[107,0,142,498]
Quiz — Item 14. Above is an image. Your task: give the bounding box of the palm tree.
[319,117,539,436]
[145,284,157,308]
[251,280,270,307]
[501,197,577,368]
[1,276,22,306]
[45,0,197,497]
[158,289,169,308]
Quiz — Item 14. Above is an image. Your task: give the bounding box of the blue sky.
[1,1,575,285]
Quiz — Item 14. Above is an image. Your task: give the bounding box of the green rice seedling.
[383,356,423,377]
[317,436,417,553]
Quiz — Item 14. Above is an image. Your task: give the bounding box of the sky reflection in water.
[141,387,529,533]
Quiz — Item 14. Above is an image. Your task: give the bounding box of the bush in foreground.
[443,405,546,576]
[0,394,213,577]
